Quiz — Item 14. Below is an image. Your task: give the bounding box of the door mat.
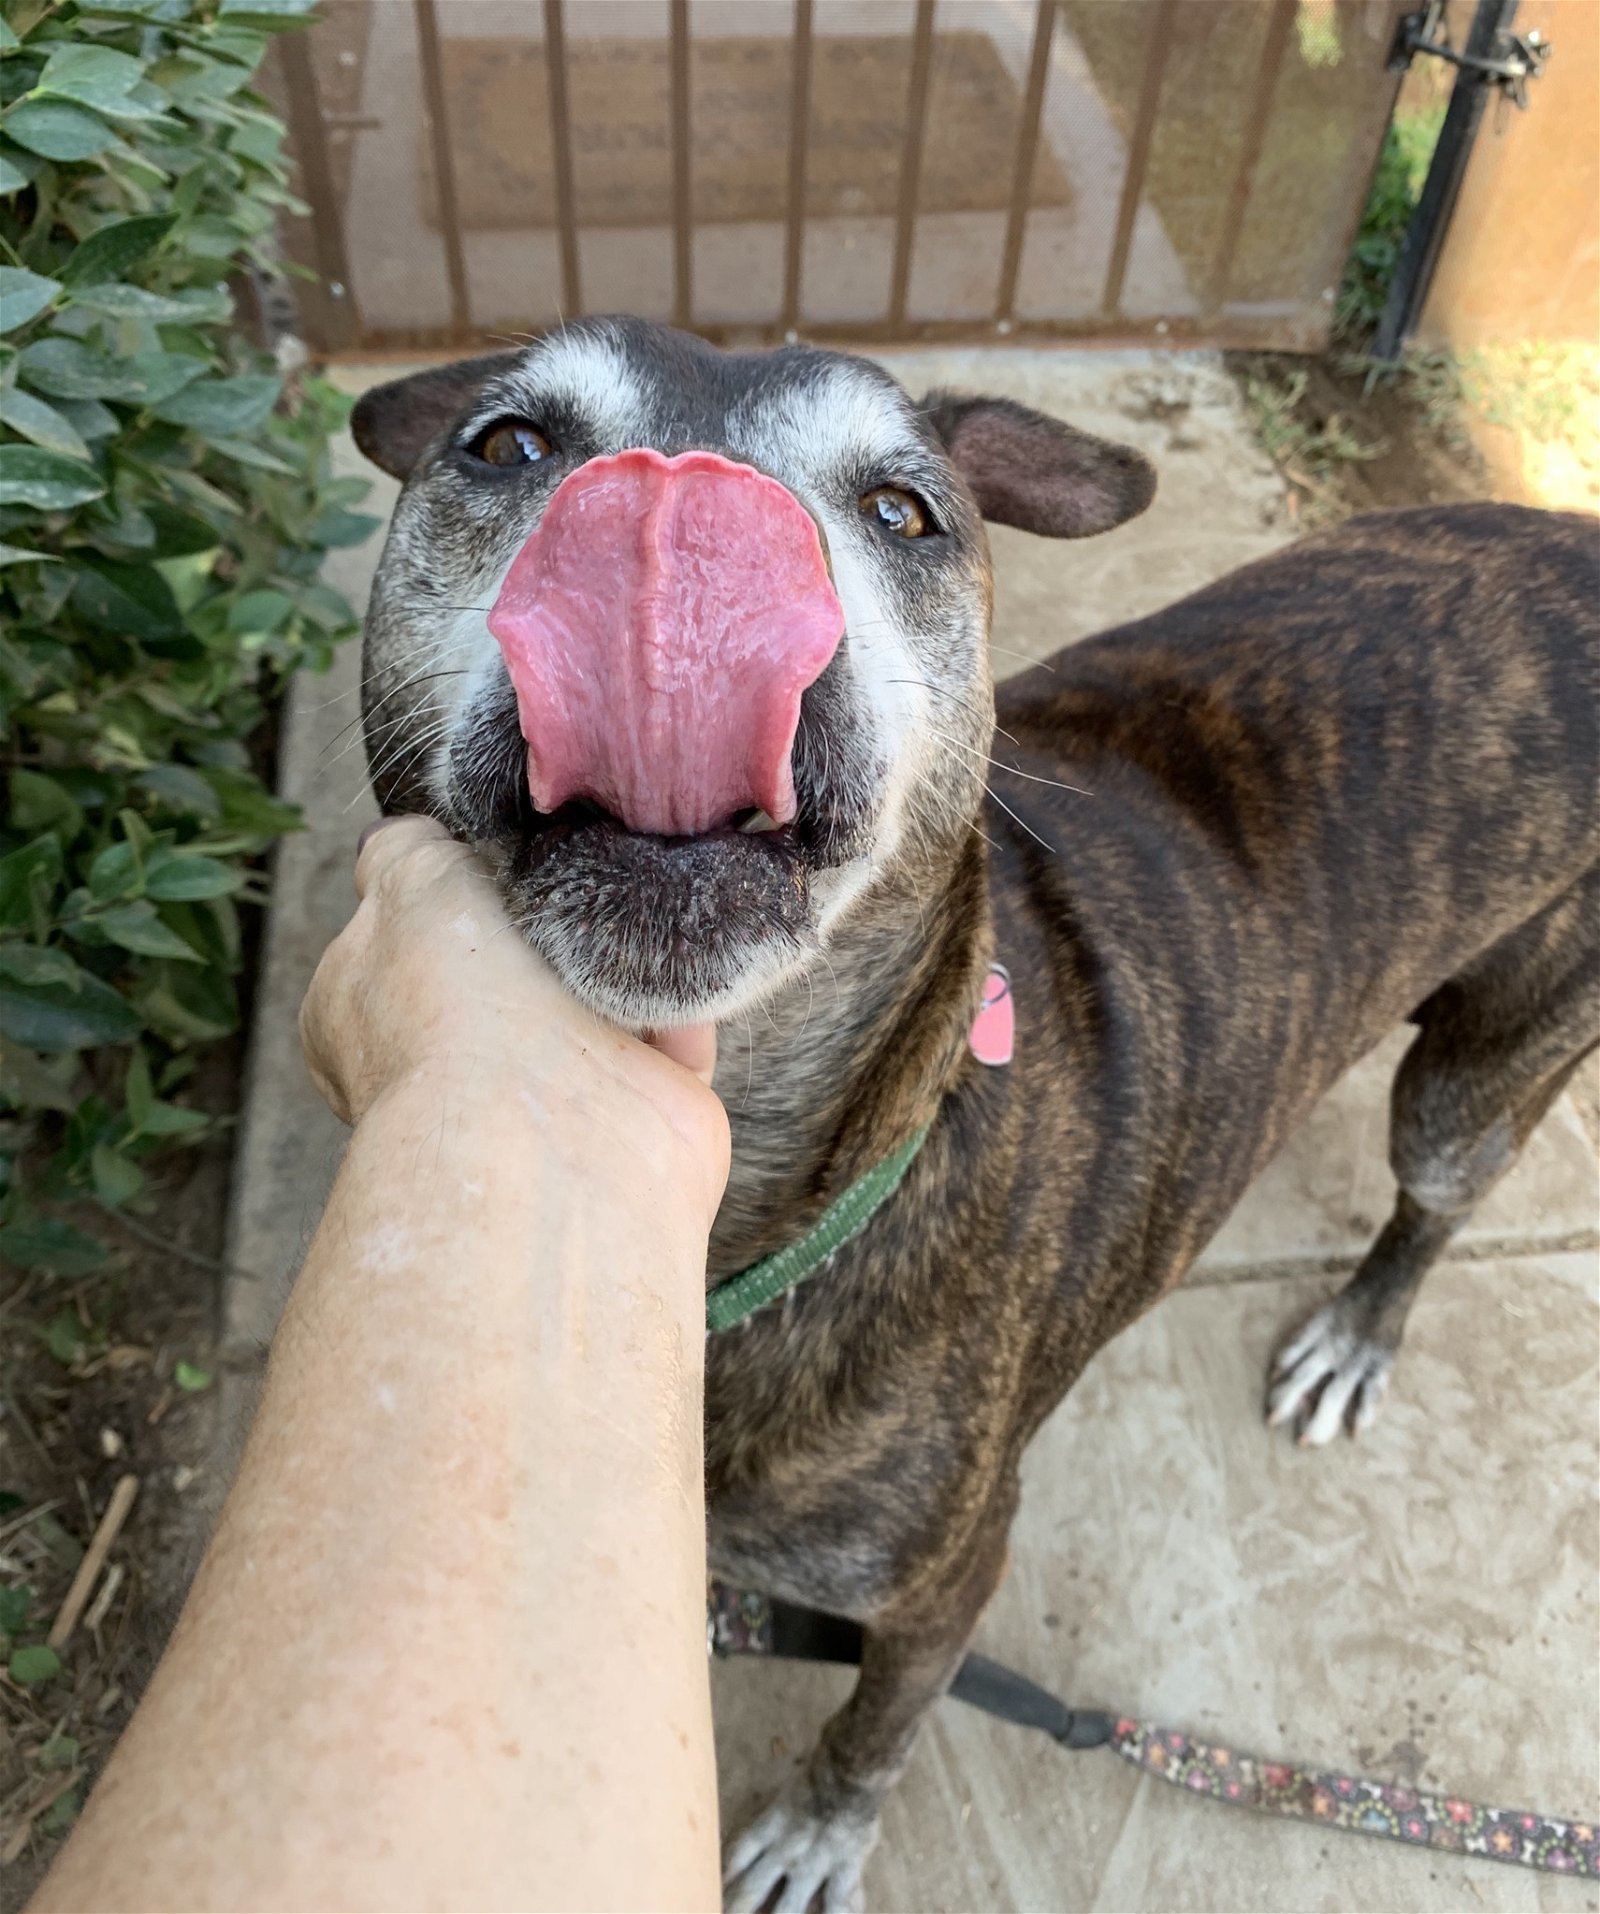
[420,31,1072,232]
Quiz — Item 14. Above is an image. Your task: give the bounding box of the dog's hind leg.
[1268,870,1599,1445]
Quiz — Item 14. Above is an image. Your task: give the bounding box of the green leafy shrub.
[1,0,373,1274]
[1334,103,1446,343]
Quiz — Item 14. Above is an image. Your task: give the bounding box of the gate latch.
[1388,1,1551,109]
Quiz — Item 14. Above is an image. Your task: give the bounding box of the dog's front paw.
[1266,1300,1395,1444]
[723,1781,879,1914]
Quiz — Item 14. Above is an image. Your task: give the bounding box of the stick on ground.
[47,1474,138,1653]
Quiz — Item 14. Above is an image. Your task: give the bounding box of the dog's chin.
[498,808,818,1028]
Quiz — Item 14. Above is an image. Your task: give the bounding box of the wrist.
[360,1046,722,1235]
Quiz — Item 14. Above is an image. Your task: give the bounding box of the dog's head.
[353,318,1152,1027]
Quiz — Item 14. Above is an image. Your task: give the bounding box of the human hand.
[298,815,728,1219]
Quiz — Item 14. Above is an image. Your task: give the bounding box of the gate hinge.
[1388,1,1551,108]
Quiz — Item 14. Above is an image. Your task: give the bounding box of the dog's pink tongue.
[487,448,843,837]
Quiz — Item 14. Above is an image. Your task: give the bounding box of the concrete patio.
[227,349,1599,1911]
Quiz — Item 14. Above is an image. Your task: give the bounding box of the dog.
[350,318,1599,1911]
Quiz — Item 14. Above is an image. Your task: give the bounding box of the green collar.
[705,1123,932,1334]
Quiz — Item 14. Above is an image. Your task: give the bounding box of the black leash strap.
[708,1584,1598,1879]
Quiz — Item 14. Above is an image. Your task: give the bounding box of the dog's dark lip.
[511,798,802,874]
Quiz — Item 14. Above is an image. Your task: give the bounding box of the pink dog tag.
[969,963,1014,1067]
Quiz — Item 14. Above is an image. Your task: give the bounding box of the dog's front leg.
[723,1521,1010,1914]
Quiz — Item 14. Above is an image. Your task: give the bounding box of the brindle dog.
[350,319,1599,1911]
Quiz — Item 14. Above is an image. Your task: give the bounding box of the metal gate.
[272,0,1406,356]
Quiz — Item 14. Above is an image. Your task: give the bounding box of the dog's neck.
[707,831,992,1278]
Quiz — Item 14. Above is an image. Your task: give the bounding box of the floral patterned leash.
[708,1582,1598,1879]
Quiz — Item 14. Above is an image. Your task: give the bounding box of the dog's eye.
[860,485,930,538]
[473,420,552,467]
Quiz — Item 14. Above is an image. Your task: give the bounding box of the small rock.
[99,1428,123,1459]
[172,1465,198,1493]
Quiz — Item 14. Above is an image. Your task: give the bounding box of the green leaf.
[124,1042,153,1128]
[0,266,62,333]
[68,282,195,323]
[0,1586,32,1636]
[218,0,318,19]
[151,373,280,436]
[40,1786,81,1837]
[136,959,236,1041]
[1,388,91,459]
[138,1098,208,1136]
[36,43,145,109]
[205,768,299,835]
[29,1510,84,1571]
[43,1310,90,1366]
[61,214,174,287]
[54,396,118,440]
[0,943,82,989]
[0,970,140,1050]
[206,27,270,67]
[143,851,240,901]
[94,900,203,960]
[0,837,62,932]
[135,764,222,818]
[88,840,140,902]
[0,444,104,509]
[8,770,80,835]
[17,336,203,404]
[0,148,37,192]
[39,1734,80,1771]
[228,587,294,635]
[7,1644,60,1687]
[3,100,114,161]
[0,17,20,50]
[307,504,382,549]
[69,558,183,642]
[174,1358,211,1391]
[208,434,296,474]
[91,1140,142,1205]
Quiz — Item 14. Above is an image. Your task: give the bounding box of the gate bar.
[782,0,814,332]
[1101,0,1176,318]
[669,0,693,329]
[888,0,936,330]
[1373,0,1518,359]
[275,31,358,351]
[994,0,1055,323]
[544,0,582,320]
[1205,0,1295,315]
[413,0,470,334]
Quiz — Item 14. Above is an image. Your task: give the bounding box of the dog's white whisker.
[924,724,1093,800]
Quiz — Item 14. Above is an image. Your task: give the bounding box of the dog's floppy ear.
[350,350,523,480]
[921,390,1155,538]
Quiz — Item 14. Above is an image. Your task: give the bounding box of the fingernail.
[356,815,401,859]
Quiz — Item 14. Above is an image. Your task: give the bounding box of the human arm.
[31,817,729,1914]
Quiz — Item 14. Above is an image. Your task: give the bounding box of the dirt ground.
[0,1057,228,1898]
[1228,351,1490,524]
[1228,343,1600,527]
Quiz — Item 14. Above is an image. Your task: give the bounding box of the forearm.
[33,1068,718,1914]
